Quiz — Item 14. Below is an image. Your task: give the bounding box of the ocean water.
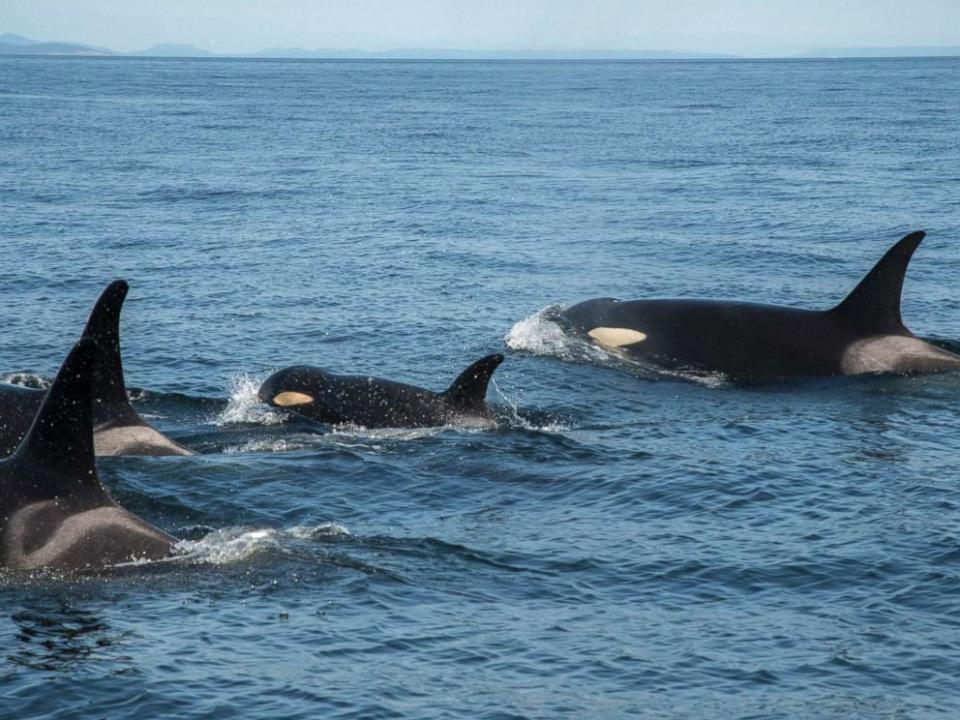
[1,56,960,718]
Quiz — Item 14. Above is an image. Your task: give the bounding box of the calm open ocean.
[1,56,959,718]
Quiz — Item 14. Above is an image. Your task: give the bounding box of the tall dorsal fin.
[830,231,925,334]
[442,354,504,408]
[80,280,141,427]
[14,338,99,488]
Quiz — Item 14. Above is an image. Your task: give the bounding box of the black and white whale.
[561,231,960,382]
[0,339,176,570]
[258,354,505,428]
[0,281,193,456]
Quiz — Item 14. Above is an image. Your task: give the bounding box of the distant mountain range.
[2,32,959,60]
[0,33,734,59]
[0,32,113,56]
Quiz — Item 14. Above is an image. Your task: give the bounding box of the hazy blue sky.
[3,0,959,55]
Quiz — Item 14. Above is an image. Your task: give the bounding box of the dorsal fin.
[442,354,504,408]
[80,280,141,427]
[14,338,99,487]
[831,231,925,334]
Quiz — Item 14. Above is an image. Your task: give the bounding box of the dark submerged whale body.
[561,231,960,383]
[0,339,176,571]
[259,354,504,429]
[0,281,193,456]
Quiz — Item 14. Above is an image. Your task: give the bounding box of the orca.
[258,354,505,428]
[0,339,176,570]
[561,231,960,382]
[0,281,193,456]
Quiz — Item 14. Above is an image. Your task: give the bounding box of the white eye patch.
[587,327,648,348]
[272,391,314,406]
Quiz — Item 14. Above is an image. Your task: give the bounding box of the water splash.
[506,306,579,356]
[505,305,614,364]
[490,378,571,433]
[213,373,287,426]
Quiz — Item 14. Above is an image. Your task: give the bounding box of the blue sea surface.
[1,56,960,718]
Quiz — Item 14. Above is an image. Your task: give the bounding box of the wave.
[329,425,457,441]
[0,372,51,389]
[136,186,292,203]
[222,423,493,455]
[170,523,351,565]
[0,375,207,405]
[222,437,312,454]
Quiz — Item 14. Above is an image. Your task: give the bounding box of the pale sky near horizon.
[2,0,959,56]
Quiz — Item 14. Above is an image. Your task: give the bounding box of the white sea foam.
[222,438,310,454]
[172,523,351,565]
[668,368,732,389]
[213,373,288,426]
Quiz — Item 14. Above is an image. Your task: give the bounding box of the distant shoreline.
[2,33,959,61]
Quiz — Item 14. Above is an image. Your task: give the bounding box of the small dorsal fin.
[442,354,504,408]
[831,231,925,334]
[81,280,141,427]
[14,338,99,487]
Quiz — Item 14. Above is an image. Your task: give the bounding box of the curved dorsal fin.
[81,280,141,427]
[14,338,100,488]
[830,231,925,334]
[442,354,504,409]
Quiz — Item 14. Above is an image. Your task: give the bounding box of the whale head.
[258,366,331,411]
